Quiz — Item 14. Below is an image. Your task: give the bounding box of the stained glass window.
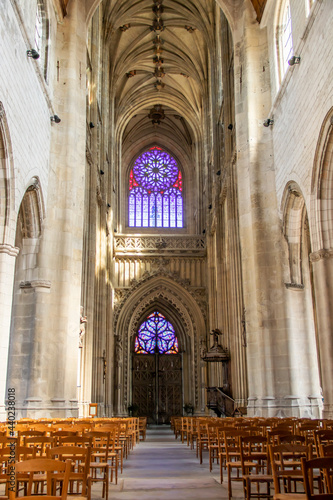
[128,147,183,228]
[134,312,179,354]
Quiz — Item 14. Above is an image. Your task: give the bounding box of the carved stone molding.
[114,235,206,257]
[0,101,5,120]
[86,147,93,167]
[309,248,333,262]
[285,282,305,290]
[20,280,51,289]
[0,244,20,257]
[113,268,207,320]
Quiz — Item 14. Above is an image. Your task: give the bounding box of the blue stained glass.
[129,194,135,227]
[143,195,149,227]
[163,195,169,227]
[156,193,162,227]
[128,147,183,228]
[136,192,142,226]
[177,194,183,227]
[170,193,176,228]
[134,311,179,354]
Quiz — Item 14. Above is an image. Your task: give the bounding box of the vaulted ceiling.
[99,0,266,158]
[103,0,220,156]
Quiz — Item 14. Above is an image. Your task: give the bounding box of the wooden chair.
[84,432,109,499]
[48,446,91,500]
[269,443,310,499]
[197,421,209,465]
[92,428,119,482]
[301,456,333,498]
[224,430,251,498]
[138,418,147,441]
[240,435,272,500]
[314,431,333,458]
[9,458,71,500]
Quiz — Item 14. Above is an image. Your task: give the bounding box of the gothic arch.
[311,108,333,254]
[7,178,47,413]
[113,272,207,416]
[0,102,15,247]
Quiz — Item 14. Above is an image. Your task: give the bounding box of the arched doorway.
[132,311,182,424]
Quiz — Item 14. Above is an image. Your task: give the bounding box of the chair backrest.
[9,458,71,500]
[84,431,110,461]
[314,430,333,457]
[269,443,310,494]
[23,437,55,456]
[48,445,91,494]
[58,436,92,447]
[15,446,37,461]
[301,456,333,498]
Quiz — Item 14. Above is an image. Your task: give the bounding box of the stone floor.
[93,425,244,500]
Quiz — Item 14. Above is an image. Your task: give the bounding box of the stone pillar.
[233,5,291,416]
[310,251,333,417]
[0,244,19,420]
[21,1,87,417]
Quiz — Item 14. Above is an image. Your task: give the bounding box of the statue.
[211,329,222,349]
[79,306,87,348]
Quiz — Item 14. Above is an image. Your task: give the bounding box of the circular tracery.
[134,311,179,354]
[128,146,183,228]
[132,148,178,193]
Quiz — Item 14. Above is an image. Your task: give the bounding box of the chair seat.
[273,495,307,500]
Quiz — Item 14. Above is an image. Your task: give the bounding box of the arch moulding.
[113,272,207,416]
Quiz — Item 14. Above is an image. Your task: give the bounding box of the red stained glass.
[128,148,183,228]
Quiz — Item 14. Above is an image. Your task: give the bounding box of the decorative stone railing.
[114,235,206,256]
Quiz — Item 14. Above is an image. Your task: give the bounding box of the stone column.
[0,244,19,420]
[310,251,333,417]
[22,1,87,417]
[233,5,291,416]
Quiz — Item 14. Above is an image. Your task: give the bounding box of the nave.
[106,426,239,500]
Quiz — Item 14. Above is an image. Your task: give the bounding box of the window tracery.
[128,147,183,228]
[134,311,179,354]
[279,0,294,78]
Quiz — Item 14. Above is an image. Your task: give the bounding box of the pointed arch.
[311,108,333,253]
[0,102,15,247]
[113,272,206,415]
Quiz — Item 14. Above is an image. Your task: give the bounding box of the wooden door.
[132,354,182,424]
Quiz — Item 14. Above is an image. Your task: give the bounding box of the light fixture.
[208,204,212,210]
[263,118,274,127]
[27,49,40,60]
[50,115,61,123]
[216,170,221,176]
[89,122,95,128]
[100,169,104,175]
[288,55,301,66]
[228,124,233,130]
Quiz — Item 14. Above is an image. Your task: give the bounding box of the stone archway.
[132,309,183,424]
[113,271,207,418]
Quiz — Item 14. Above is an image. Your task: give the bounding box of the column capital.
[0,244,20,257]
[309,248,333,262]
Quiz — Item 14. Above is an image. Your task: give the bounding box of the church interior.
[0,0,333,426]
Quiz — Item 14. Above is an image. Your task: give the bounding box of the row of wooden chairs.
[0,416,148,500]
[172,416,333,499]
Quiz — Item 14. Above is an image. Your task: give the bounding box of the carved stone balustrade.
[114,235,206,257]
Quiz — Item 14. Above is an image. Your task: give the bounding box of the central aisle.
[104,425,243,500]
